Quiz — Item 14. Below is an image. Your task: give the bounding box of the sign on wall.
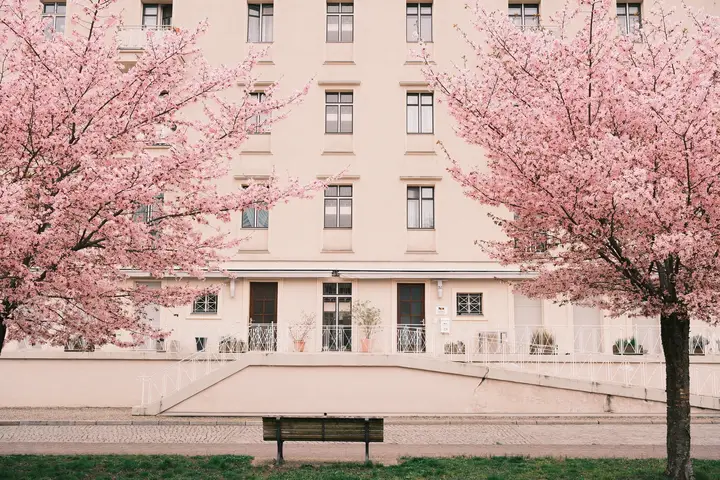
[435,306,448,315]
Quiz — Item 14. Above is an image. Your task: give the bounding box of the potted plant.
[529,328,556,355]
[352,300,382,353]
[288,312,316,352]
[444,340,465,354]
[64,335,95,352]
[218,335,246,353]
[613,337,645,355]
[690,335,709,355]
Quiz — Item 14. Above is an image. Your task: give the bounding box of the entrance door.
[397,283,425,353]
[249,282,278,351]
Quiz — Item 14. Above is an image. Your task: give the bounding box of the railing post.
[140,375,148,406]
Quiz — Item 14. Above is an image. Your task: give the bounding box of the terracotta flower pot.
[294,340,305,353]
[360,338,372,353]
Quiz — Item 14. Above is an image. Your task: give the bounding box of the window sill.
[324,227,353,230]
[406,41,434,44]
[324,132,354,135]
[247,41,274,44]
[407,228,435,231]
[187,315,221,321]
[241,227,269,231]
[407,132,435,135]
[455,315,486,321]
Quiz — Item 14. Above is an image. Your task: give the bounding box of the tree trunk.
[660,312,694,480]
[0,317,6,354]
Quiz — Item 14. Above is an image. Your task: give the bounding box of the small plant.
[529,328,556,355]
[444,340,466,354]
[613,337,644,355]
[690,335,709,355]
[352,300,382,352]
[218,336,246,353]
[288,312,316,352]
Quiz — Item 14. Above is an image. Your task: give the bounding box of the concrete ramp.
[132,353,720,416]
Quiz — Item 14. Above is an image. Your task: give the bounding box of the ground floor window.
[322,282,352,351]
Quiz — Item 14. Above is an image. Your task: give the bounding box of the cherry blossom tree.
[0,0,321,353]
[425,1,720,478]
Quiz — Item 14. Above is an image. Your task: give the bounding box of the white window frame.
[142,4,173,28]
[248,3,274,43]
[241,185,269,229]
[406,92,433,134]
[456,292,484,317]
[326,3,354,43]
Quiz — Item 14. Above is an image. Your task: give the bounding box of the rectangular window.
[406,3,432,42]
[249,92,269,134]
[617,3,641,36]
[42,2,66,34]
[327,3,354,43]
[407,186,434,229]
[248,3,274,43]
[193,294,218,314]
[324,185,353,228]
[457,293,483,316]
[142,4,172,28]
[406,92,433,134]
[195,337,208,352]
[325,92,353,133]
[508,4,539,29]
[133,194,164,224]
[323,282,352,351]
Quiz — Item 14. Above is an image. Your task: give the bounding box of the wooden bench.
[262,416,384,463]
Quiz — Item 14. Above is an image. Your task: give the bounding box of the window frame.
[248,91,270,134]
[326,3,354,43]
[325,91,354,134]
[508,3,540,29]
[42,2,66,34]
[322,282,353,326]
[456,292,484,317]
[324,185,353,229]
[407,186,435,229]
[241,186,270,229]
[406,3,433,43]
[192,294,218,315]
[248,3,274,43]
[406,92,434,134]
[616,3,642,36]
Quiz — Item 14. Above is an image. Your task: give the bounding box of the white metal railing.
[396,324,427,354]
[321,325,352,352]
[248,323,276,352]
[118,25,173,50]
[316,325,389,353]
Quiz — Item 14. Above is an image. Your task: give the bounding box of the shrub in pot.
[690,335,709,355]
[444,340,465,354]
[218,336,246,353]
[352,300,382,352]
[613,337,644,355]
[288,312,316,352]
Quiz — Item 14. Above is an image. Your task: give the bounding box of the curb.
[1,416,719,426]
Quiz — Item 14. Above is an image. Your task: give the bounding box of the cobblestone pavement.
[1,423,720,446]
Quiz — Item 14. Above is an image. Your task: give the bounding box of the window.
[457,293,483,316]
[142,4,173,28]
[324,185,353,228]
[195,337,208,352]
[241,186,269,229]
[325,92,353,133]
[248,92,269,134]
[327,3,353,43]
[406,3,432,42]
[133,194,164,224]
[508,4,539,29]
[323,283,352,351]
[193,294,218,314]
[248,3,273,43]
[407,186,434,229]
[617,3,641,36]
[407,93,433,134]
[42,2,66,34]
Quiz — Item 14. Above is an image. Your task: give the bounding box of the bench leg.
[277,440,284,464]
[365,441,370,464]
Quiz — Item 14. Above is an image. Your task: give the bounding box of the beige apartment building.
[3,0,720,415]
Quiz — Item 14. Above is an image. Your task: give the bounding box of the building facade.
[8,0,720,365]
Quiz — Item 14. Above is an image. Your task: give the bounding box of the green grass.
[0,456,719,480]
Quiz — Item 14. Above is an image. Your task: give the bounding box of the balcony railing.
[248,323,277,352]
[118,25,173,51]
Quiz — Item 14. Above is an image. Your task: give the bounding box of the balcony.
[118,25,174,51]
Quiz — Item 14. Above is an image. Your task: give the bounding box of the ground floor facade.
[4,270,720,358]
